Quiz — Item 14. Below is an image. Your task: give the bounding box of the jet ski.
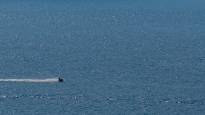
[58,77,64,82]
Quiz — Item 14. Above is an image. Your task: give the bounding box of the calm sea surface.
[0,1,205,115]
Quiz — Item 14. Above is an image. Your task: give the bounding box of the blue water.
[0,1,205,115]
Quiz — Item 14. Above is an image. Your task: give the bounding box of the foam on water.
[0,78,59,83]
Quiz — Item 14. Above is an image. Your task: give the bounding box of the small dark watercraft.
[58,77,64,82]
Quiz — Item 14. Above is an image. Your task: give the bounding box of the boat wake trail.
[0,78,63,83]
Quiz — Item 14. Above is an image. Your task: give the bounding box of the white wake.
[0,78,60,83]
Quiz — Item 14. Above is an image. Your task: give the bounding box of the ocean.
[0,1,205,115]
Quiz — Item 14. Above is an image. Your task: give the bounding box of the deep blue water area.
[0,1,205,115]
